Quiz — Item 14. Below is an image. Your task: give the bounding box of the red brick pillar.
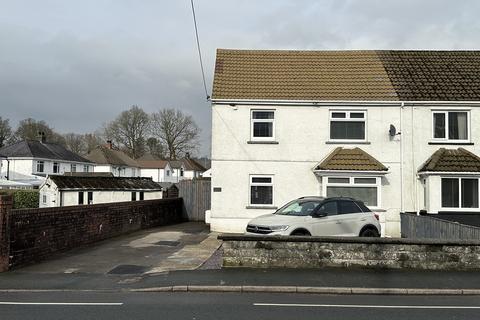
[0,195,12,272]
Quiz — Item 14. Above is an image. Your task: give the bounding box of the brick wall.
[8,198,183,268]
[0,196,12,272]
[219,234,480,270]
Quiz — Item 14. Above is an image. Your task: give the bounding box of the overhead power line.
[190,0,210,101]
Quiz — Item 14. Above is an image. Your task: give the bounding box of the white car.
[246,196,381,237]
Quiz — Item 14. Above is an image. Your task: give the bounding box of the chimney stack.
[38,132,46,143]
[106,140,113,149]
[185,152,190,159]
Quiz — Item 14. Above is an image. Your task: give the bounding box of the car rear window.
[338,200,362,214]
[355,201,371,212]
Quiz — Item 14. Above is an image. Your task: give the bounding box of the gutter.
[211,99,480,106]
[313,170,389,175]
[418,171,480,176]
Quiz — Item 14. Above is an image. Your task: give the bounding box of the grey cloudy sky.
[1,0,479,156]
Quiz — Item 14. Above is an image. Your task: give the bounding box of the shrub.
[0,189,39,209]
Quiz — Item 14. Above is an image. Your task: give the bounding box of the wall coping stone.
[218,234,480,246]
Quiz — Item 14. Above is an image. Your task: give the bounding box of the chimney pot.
[106,140,113,149]
[38,132,46,143]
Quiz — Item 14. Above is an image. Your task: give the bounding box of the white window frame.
[249,174,274,206]
[83,165,89,172]
[329,110,367,142]
[70,164,77,173]
[53,162,60,174]
[322,176,381,209]
[250,109,275,141]
[431,110,470,143]
[36,161,45,173]
[440,176,480,211]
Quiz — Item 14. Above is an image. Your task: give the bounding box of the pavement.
[1,222,480,295]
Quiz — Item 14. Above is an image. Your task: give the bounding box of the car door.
[336,200,365,236]
[309,201,344,236]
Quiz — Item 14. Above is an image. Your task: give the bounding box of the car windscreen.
[275,200,322,216]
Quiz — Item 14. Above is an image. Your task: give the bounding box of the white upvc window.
[323,176,381,209]
[71,164,77,173]
[83,165,89,172]
[36,161,45,173]
[53,162,60,174]
[441,177,479,210]
[432,111,470,142]
[329,110,367,142]
[251,110,275,141]
[249,175,274,206]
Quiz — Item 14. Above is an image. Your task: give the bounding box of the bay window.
[441,177,479,209]
[324,176,380,208]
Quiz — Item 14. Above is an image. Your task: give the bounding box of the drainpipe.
[6,158,9,180]
[400,102,405,213]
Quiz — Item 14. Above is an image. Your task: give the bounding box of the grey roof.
[48,175,163,191]
[0,140,92,163]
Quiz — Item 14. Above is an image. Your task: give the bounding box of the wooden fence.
[401,213,480,240]
[177,179,210,222]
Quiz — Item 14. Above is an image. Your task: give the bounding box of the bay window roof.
[315,147,388,172]
[419,148,480,173]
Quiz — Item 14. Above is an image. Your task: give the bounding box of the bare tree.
[63,133,87,155]
[14,118,66,145]
[84,132,104,154]
[150,108,200,160]
[0,117,12,148]
[104,105,150,159]
[146,137,165,159]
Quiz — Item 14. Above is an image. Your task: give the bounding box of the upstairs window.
[251,110,275,141]
[83,165,89,172]
[180,168,184,177]
[166,170,170,176]
[36,161,45,173]
[71,164,77,173]
[330,110,366,141]
[53,162,60,174]
[250,175,274,206]
[433,111,469,141]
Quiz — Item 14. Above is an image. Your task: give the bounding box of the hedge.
[0,189,39,209]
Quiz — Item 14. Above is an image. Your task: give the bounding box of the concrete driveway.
[13,222,221,275]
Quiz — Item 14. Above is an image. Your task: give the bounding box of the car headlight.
[269,225,290,231]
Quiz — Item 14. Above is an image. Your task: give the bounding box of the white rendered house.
[138,157,206,183]
[0,136,94,188]
[86,142,140,177]
[210,49,480,237]
[39,175,163,207]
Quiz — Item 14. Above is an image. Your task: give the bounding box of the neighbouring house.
[210,49,480,236]
[86,141,140,177]
[138,155,206,183]
[0,133,93,189]
[39,175,163,207]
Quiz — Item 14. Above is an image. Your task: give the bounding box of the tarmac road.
[1,291,480,320]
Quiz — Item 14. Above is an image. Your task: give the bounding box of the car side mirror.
[312,211,327,218]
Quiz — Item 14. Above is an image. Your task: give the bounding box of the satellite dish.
[389,124,397,137]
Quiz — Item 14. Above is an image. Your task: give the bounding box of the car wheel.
[290,230,311,236]
[360,228,379,237]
